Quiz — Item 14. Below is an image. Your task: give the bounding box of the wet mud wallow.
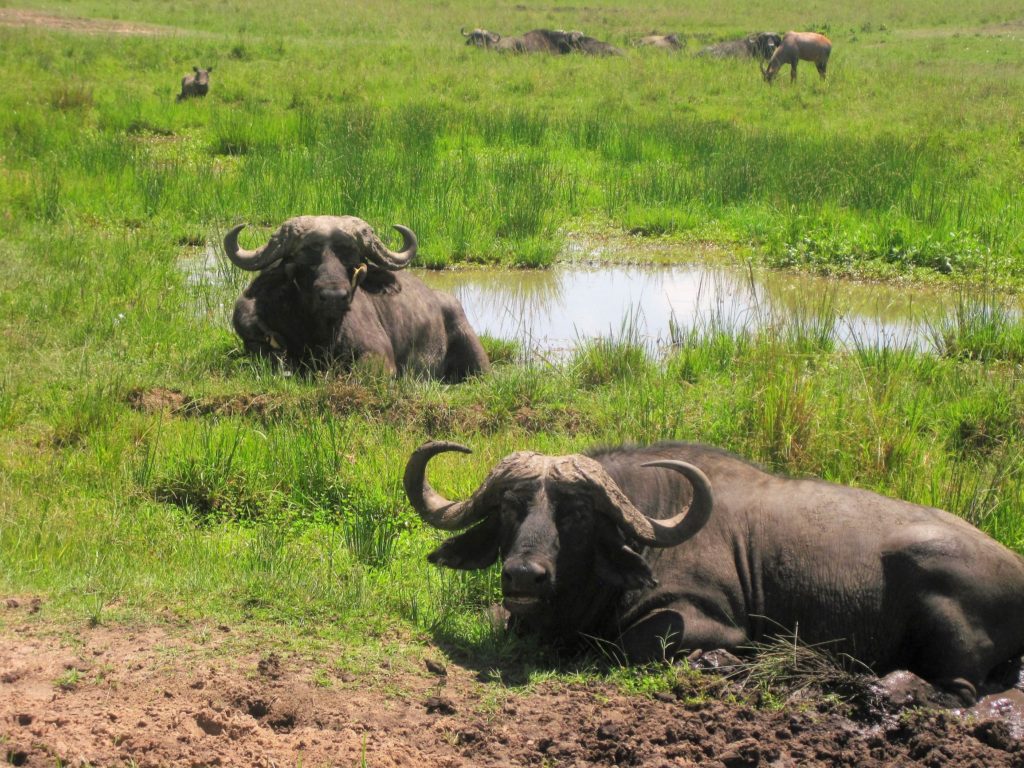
[2,598,1023,767]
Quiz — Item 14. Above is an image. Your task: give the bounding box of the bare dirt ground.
[0,8,171,36]
[3,597,1023,767]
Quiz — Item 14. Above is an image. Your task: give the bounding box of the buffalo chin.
[502,595,548,616]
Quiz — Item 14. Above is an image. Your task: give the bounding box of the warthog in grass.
[177,66,211,100]
[761,31,832,83]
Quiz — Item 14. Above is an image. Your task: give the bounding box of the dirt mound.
[126,387,283,419]
[0,8,170,36]
[2,598,1021,768]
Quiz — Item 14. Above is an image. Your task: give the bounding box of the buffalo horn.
[224,223,293,271]
[581,457,713,547]
[404,441,489,530]
[363,224,418,271]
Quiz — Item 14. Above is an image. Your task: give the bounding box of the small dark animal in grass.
[698,32,781,60]
[761,31,832,83]
[226,216,490,382]
[177,66,211,100]
[636,33,682,51]
[406,440,1024,702]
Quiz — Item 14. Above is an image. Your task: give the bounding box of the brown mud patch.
[2,600,1022,768]
[126,385,591,436]
[126,386,284,419]
[0,8,173,36]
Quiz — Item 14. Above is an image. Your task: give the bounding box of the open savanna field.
[3,0,1024,764]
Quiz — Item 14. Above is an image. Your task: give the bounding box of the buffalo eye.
[556,497,591,526]
[501,490,528,522]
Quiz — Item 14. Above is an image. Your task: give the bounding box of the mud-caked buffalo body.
[406,441,1024,698]
[636,34,682,51]
[178,67,211,100]
[761,31,832,82]
[227,216,489,382]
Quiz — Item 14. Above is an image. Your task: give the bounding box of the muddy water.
[419,265,950,354]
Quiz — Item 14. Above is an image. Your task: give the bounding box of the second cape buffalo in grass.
[226,216,489,382]
[462,27,620,55]
[406,441,1024,700]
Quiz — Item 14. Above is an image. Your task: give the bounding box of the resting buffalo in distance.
[461,27,501,48]
[761,31,832,82]
[698,32,781,60]
[177,66,211,100]
[462,27,566,53]
[461,27,619,55]
[636,33,682,51]
[406,440,1024,701]
[226,216,490,382]
[564,30,623,56]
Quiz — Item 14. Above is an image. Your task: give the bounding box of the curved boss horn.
[365,224,417,270]
[405,442,715,547]
[224,222,297,271]
[225,219,418,272]
[404,441,485,530]
[562,456,713,548]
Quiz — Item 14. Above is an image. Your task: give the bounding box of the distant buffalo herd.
[176,28,831,101]
[460,26,832,82]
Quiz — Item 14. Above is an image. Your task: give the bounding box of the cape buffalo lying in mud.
[462,27,620,55]
[177,66,211,100]
[406,440,1024,701]
[636,33,682,51]
[761,31,832,82]
[698,32,781,60]
[226,216,490,382]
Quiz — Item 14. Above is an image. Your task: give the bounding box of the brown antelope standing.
[760,31,831,83]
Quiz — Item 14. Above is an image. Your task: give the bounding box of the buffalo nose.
[318,287,349,309]
[502,560,550,592]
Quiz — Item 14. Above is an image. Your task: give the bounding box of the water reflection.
[420,265,950,354]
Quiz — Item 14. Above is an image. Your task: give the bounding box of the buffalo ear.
[359,269,400,295]
[427,515,500,571]
[595,543,657,591]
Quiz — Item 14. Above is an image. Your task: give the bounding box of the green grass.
[2,0,1024,683]
[1,0,1023,273]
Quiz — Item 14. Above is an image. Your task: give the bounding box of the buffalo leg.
[619,609,686,663]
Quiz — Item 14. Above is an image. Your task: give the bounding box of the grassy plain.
[1,0,1024,675]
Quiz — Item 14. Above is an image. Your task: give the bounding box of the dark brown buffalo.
[406,440,1024,701]
[462,28,620,55]
[698,32,781,60]
[177,66,211,100]
[226,216,489,382]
